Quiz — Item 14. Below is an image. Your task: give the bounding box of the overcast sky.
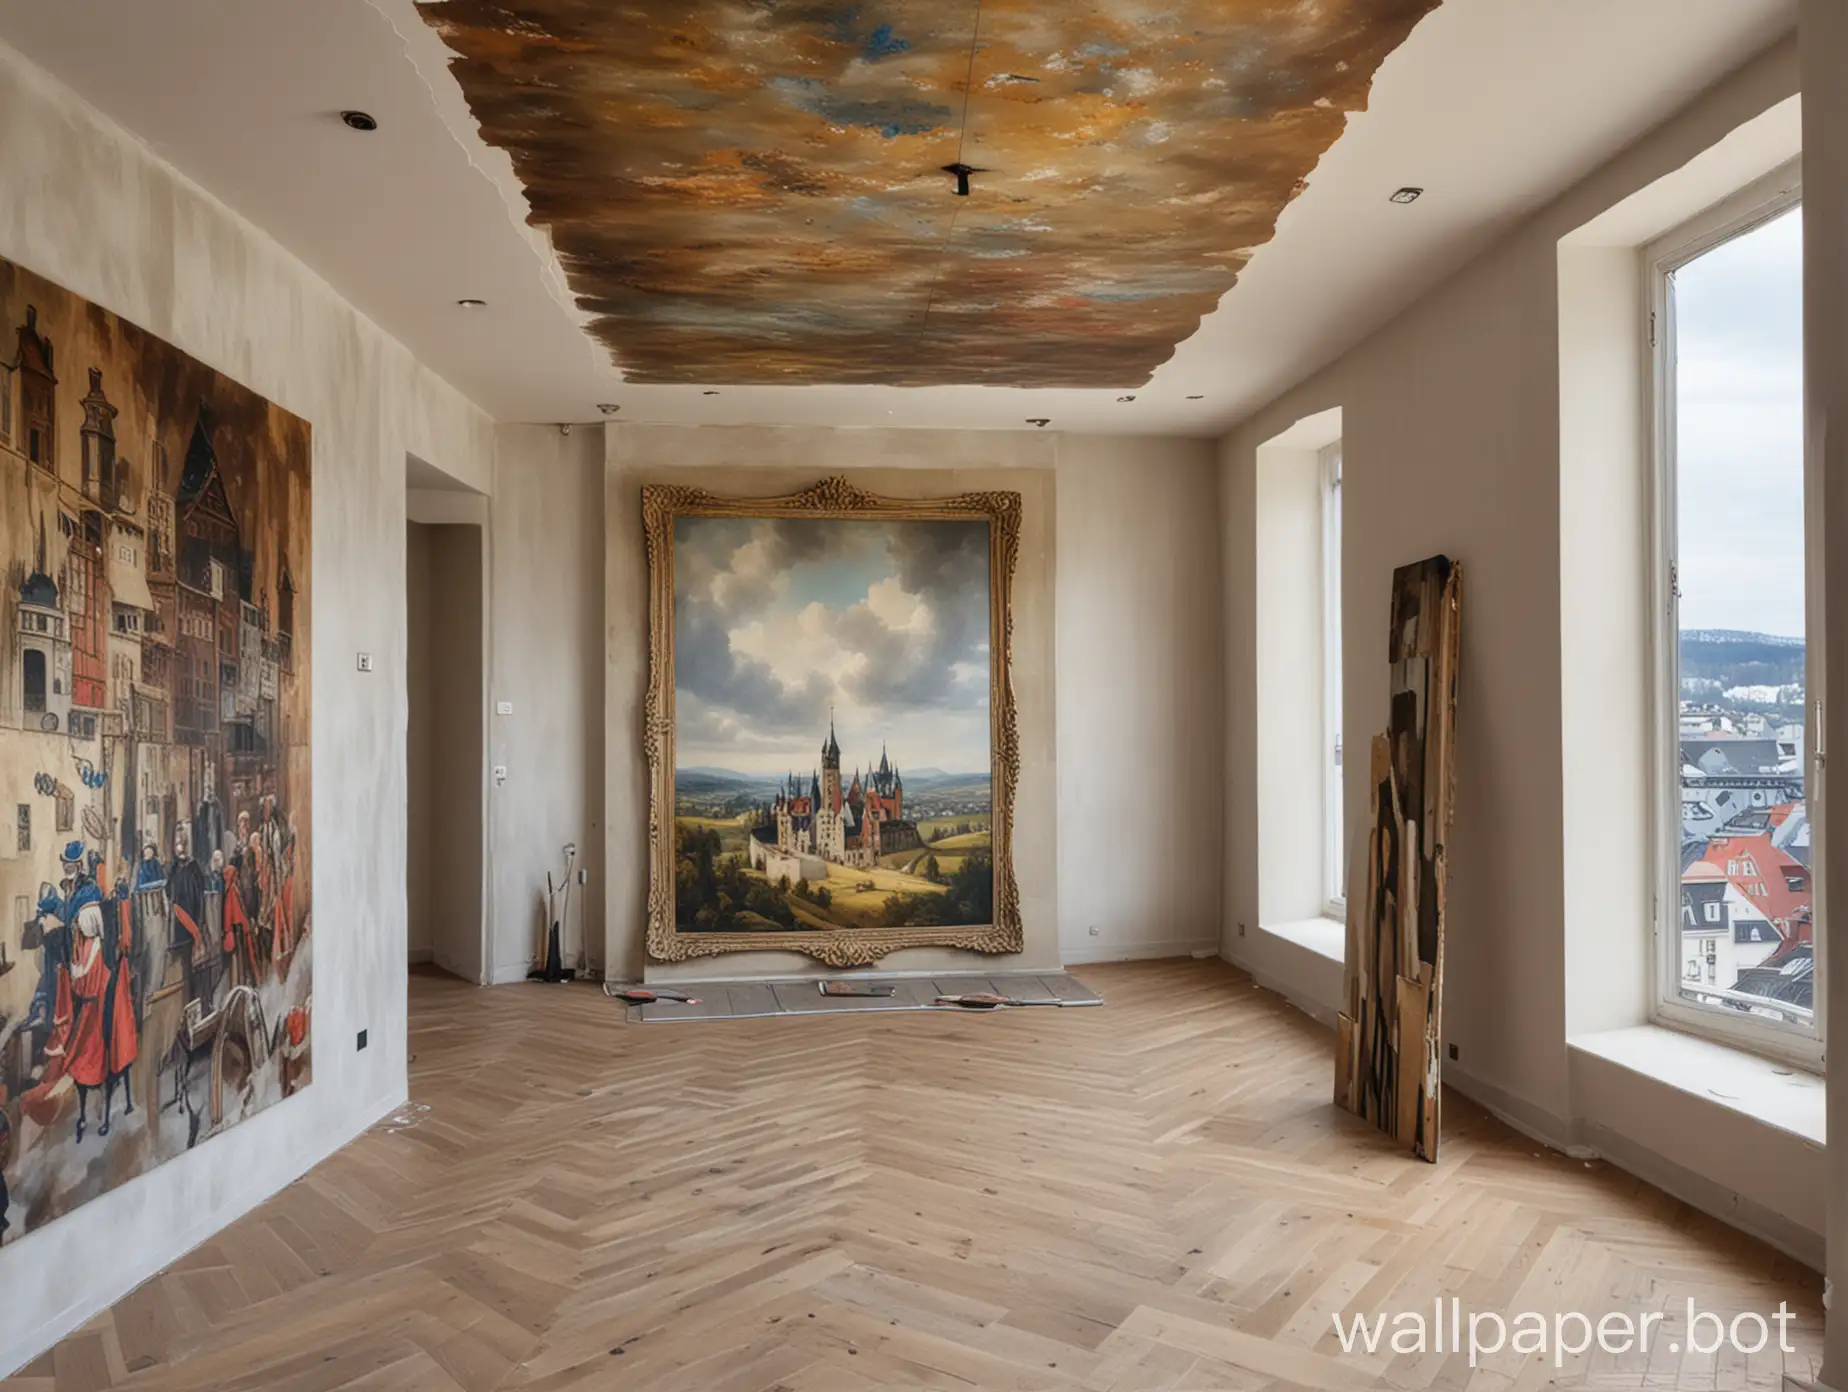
[673,516,992,776]
[1674,205,1804,639]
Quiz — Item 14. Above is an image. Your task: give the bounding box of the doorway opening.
[406,456,488,983]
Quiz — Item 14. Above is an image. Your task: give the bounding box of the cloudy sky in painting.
[674,517,991,775]
[1674,206,1804,639]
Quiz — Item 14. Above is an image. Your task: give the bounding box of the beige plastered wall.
[0,36,495,1374]
[484,424,609,986]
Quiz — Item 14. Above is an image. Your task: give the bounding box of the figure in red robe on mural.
[218,848,258,987]
[20,861,78,1129]
[257,795,297,969]
[278,996,311,1098]
[64,887,112,1142]
[23,840,129,1142]
[102,876,140,1128]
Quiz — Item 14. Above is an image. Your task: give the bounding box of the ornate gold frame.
[642,476,1023,967]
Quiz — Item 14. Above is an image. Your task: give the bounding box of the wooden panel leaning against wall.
[1336,556,1462,1162]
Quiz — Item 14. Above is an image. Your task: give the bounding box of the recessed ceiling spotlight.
[455,298,487,309]
[340,110,379,132]
[1117,395,1137,403]
[596,403,621,415]
[702,390,721,396]
[1026,418,1051,428]
[1186,395,1205,400]
[1389,186,1424,205]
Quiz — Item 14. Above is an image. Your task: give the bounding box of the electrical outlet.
[1088,925,1100,937]
[1238,921,1247,938]
[1447,1043,1459,1062]
[357,1028,369,1051]
[493,765,508,786]
[496,700,513,716]
[564,842,577,858]
[356,652,374,673]
[576,868,588,885]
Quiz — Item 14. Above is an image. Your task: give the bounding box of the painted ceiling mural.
[418,0,1440,388]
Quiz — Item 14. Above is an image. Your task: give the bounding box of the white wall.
[406,521,436,963]
[1223,34,1796,1125]
[587,425,1222,981]
[1220,35,1808,1241]
[1055,436,1223,964]
[1801,0,1848,1378]
[0,36,494,1374]
[1253,440,1329,926]
[1556,245,1652,1039]
[486,425,606,985]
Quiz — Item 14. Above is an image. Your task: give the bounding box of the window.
[22,649,45,713]
[1650,161,1818,1064]
[1321,441,1345,916]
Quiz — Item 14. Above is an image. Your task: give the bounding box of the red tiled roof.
[1689,830,1811,934]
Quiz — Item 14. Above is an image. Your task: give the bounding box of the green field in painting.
[879,848,970,876]
[918,813,990,841]
[676,814,752,855]
[751,860,947,930]
[677,811,995,932]
[927,831,990,852]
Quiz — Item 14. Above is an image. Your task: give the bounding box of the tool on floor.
[818,981,896,997]
[933,993,1068,1010]
[529,844,576,983]
[604,985,703,1006]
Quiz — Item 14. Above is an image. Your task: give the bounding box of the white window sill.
[1568,1024,1824,1146]
[1258,916,1344,962]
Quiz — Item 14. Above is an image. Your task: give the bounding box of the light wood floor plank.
[2,960,1824,1390]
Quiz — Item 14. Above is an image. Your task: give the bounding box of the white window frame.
[1645,157,1822,1070]
[1321,440,1346,918]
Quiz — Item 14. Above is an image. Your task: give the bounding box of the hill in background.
[1679,629,1805,695]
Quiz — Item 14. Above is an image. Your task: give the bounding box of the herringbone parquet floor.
[5,960,1825,1390]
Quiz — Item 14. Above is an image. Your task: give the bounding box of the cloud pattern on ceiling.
[419,0,1440,388]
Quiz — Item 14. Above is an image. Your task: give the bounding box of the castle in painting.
[748,718,924,883]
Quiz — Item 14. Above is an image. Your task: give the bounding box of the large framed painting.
[0,255,312,1244]
[643,477,1021,967]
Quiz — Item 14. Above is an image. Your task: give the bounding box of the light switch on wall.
[496,700,513,716]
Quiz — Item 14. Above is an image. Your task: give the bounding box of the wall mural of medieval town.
[0,256,312,1244]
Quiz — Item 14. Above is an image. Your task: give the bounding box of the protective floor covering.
[625,971,1100,1022]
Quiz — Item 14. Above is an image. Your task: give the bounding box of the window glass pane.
[1672,205,1811,1031]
